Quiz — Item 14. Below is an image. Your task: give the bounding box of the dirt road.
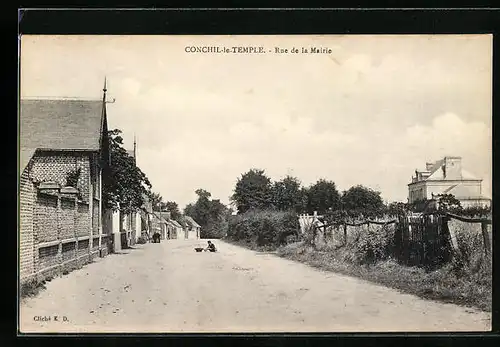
[19,239,491,333]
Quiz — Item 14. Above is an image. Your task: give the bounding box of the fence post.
[446,217,460,256]
[402,214,409,265]
[343,223,347,245]
[481,222,491,256]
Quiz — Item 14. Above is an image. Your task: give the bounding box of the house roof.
[184,215,201,228]
[20,148,37,172]
[415,158,480,182]
[167,219,182,228]
[20,99,104,152]
[176,217,189,228]
[426,167,479,181]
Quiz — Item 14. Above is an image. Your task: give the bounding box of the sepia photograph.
[18,34,492,333]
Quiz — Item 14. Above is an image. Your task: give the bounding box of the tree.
[184,190,230,238]
[386,201,408,216]
[436,194,462,213]
[148,192,164,211]
[231,169,273,213]
[102,129,152,214]
[195,189,211,200]
[184,203,195,216]
[305,179,340,215]
[203,199,231,238]
[192,188,211,227]
[271,175,304,212]
[341,185,385,218]
[164,201,181,220]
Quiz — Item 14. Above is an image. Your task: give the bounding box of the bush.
[137,236,147,244]
[344,223,396,265]
[227,210,300,248]
[448,219,492,281]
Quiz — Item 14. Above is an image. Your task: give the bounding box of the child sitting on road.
[205,240,217,252]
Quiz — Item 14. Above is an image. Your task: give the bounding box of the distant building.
[408,156,491,208]
[178,216,201,240]
[166,218,183,239]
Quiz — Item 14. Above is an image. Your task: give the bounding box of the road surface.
[20,239,491,333]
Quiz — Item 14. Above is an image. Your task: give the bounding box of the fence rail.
[445,212,492,224]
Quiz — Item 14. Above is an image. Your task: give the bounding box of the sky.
[20,35,492,209]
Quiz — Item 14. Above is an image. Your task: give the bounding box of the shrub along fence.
[227,210,300,248]
[311,211,492,269]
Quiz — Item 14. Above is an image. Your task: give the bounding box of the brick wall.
[34,194,58,243]
[30,152,91,203]
[38,244,59,269]
[62,241,76,262]
[20,151,108,288]
[77,239,90,257]
[91,153,100,198]
[92,237,100,251]
[19,169,35,280]
[76,202,90,237]
[60,198,75,240]
[92,199,99,236]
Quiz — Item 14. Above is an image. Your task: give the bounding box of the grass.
[222,237,278,253]
[20,277,47,300]
[276,241,492,312]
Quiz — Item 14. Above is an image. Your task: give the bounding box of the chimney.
[443,156,462,180]
[426,162,434,171]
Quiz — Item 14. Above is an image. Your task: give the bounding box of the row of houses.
[145,210,201,243]
[19,84,202,287]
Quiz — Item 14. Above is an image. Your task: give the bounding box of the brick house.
[408,156,491,208]
[19,95,110,286]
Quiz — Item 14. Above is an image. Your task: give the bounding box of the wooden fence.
[312,211,492,268]
[394,213,451,267]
